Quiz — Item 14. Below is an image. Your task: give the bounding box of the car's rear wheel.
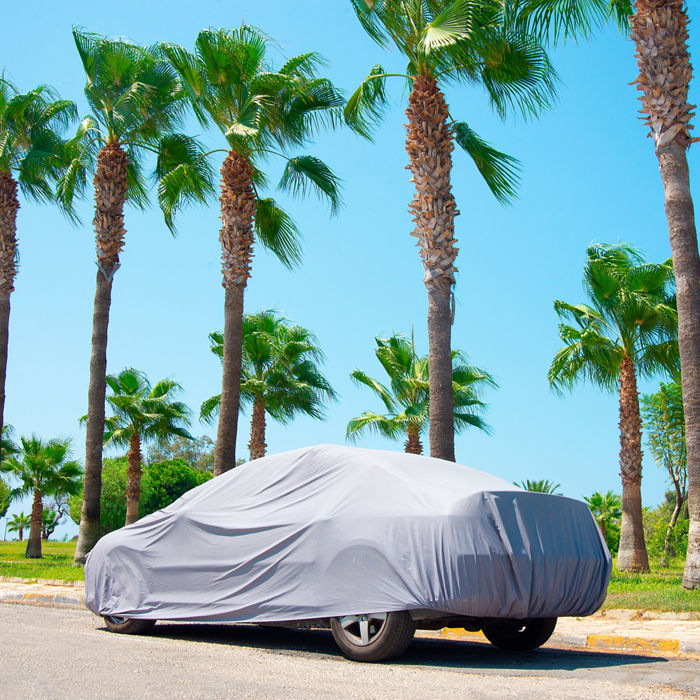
[330,611,415,662]
[481,617,557,651]
[103,615,157,635]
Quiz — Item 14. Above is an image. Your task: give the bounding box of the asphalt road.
[1,605,698,699]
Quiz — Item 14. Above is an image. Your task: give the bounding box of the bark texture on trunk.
[616,356,650,572]
[74,144,128,564]
[25,489,43,559]
[125,431,142,525]
[248,397,267,461]
[405,74,458,462]
[0,171,19,466]
[631,0,700,587]
[663,485,684,562]
[213,153,256,477]
[404,424,423,454]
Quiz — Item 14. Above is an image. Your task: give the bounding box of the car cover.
[85,444,611,622]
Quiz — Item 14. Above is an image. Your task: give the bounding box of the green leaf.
[254,198,302,268]
[344,65,389,139]
[420,0,474,53]
[278,155,341,214]
[453,122,520,204]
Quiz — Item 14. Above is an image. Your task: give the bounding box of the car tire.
[330,611,415,662]
[103,615,157,635]
[481,617,557,651]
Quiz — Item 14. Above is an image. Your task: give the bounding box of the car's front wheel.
[103,615,157,635]
[330,611,415,662]
[481,617,557,651]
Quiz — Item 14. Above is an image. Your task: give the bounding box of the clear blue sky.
[2,1,698,539]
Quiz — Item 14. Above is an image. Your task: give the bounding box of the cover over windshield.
[85,444,611,622]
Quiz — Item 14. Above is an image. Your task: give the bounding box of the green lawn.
[1,543,699,611]
[604,559,700,613]
[0,541,83,581]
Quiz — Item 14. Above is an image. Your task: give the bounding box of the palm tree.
[161,27,343,476]
[642,380,688,562]
[0,425,18,516]
[584,490,622,544]
[0,79,76,464]
[102,368,193,525]
[201,311,335,461]
[347,1,559,461]
[347,334,495,455]
[516,479,562,494]
[549,243,678,572]
[7,512,30,541]
[1,436,81,558]
[59,30,204,563]
[629,0,700,589]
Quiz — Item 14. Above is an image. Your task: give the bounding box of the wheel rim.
[106,615,127,624]
[337,613,387,646]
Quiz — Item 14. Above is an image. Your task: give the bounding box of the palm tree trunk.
[598,517,607,544]
[631,0,700,588]
[0,171,19,467]
[404,424,423,454]
[74,144,128,564]
[125,432,142,525]
[248,396,267,460]
[26,489,43,559]
[616,356,650,572]
[405,74,458,462]
[18,526,23,542]
[213,152,256,476]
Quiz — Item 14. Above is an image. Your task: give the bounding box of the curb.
[439,627,700,658]
[0,591,84,607]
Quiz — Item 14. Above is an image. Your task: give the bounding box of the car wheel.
[103,615,157,635]
[481,617,557,651]
[330,611,415,662]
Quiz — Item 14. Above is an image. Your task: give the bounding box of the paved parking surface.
[2,605,698,699]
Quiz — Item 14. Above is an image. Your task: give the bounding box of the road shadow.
[110,621,669,672]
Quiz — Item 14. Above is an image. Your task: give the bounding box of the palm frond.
[278,155,341,214]
[254,197,302,268]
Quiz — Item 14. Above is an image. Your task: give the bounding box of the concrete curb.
[0,590,84,607]
[439,627,700,658]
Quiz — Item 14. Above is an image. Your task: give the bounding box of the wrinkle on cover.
[85,445,611,622]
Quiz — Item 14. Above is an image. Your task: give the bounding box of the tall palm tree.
[161,27,343,476]
[629,0,700,588]
[549,243,678,572]
[59,30,205,563]
[201,310,335,461]
[347,1,558,461]
[101,368,192,525]
[1,436,81,558]
[7,512,30,541]
[584,490,622,544]
[347,334,495,454]
[0,79,76,464]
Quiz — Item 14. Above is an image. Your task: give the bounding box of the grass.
[0,543,699,611]
[604,558,700,613]
[0,540,83,582]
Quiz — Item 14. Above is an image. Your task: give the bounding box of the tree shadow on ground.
[119,621,669,672]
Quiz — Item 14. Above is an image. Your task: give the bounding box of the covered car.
[85,444,611,661]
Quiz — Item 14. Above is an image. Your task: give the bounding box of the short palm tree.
[7,512,30,541]
[0,79,76,463]
[161,27,343,476]
[202,311,335,461]
[549,243,678,572]
[1,436,81,558]
[516,479,562,495]
[584,491,622,544]
[347,1,559,461]
[101,368,193,525]
[59,30,206,563]
[347,334,495,455]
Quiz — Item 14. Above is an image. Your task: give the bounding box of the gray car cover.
[85,444,611,622]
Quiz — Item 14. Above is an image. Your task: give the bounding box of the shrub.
[70,457,212,535]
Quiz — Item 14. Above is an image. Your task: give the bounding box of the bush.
[643,505,689,560]
[140,459,212,515]
[70,457,213,535]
